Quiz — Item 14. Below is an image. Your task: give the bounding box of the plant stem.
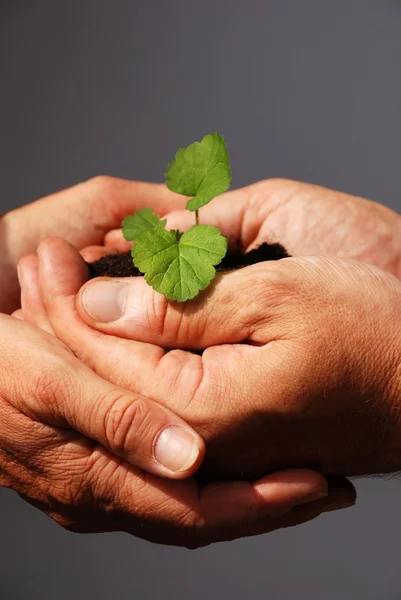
[195,209,199,225]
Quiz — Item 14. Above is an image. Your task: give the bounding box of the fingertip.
[38,236,74,255]
[19,252,54,333]
[254,469,328,507]
[163,210,193,232]
[104,229,132,252]
[76,276,150,331]
[80,245,116,262]
[18,252,38,270]
[38,237,90,299]
[18,253,39,292]
[154,425,205,480]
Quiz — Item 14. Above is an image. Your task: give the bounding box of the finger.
[15,179,188,250]
[76,261,288,349]
[19,447,337,545]
[37,238,208,423]
[37,236,165,371]
[201,469,327,527]
[105,181,270,254]
[1,400,344,546]
[160,180,296,253]
[196,470,355,545]
[101,182,254,254]
[80,245,116,262]
[104,229,133,253]
[19,254,54,334]
[36,362,205,480]
[162,186,255,250]
[3,312,204,480]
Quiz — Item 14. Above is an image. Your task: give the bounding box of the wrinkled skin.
[0,287,345,548]
[104,178,401,277]
[1,176,354,546]
[0,177,189,313]
[20,241,401,482]
[17,178,401,484]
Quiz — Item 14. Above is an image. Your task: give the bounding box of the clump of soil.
[87,242,290,279]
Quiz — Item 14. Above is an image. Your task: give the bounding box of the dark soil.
[87,242,290,279]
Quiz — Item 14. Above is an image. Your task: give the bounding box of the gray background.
[1,1,401,598]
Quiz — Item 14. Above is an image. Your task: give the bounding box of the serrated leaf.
[132,224,227,301]
[122,208,166,242]
[165,132,231,212]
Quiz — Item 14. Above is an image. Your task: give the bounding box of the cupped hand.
[0,177,187,313]
[76,256,401,480]
[23,240,390,488]
[0,312,343,547]
[105,178,401,277]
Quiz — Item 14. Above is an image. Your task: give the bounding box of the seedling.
[122,133,231,301]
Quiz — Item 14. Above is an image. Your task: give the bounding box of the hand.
[0,177,187,313]
[22,240,386,488]
[105,178,401,277]
[74,254,401,480]
[0,313,342,547]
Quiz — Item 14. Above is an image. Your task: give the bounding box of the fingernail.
[296,489,328,506]
[82,281,129,322]
[154,426,200,473]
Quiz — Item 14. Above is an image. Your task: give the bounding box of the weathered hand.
[0,177,186,313]
[73,253,401,480]
[0,312,342,547]
[105,178,401,277]
[20,237,387,489]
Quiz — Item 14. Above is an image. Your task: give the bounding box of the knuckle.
[45,447,113,514]
[102,392,151,455]
[43,465,92,511]
[241,267,285,327]
[87,176,125,218]
[246,178,293,211]
[146,289,170,338]
[238,263,312,343]
[249,263,299,306]
[25,360,74,422]
[146,291,188,344]
[251,177,292,192]
[157,349,204,412]
[88,175,118,197]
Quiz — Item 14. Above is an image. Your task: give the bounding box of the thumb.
[76,261,288,349]
[60,366,205,479]
[1,320,204,481]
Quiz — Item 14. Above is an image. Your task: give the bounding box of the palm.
[159,179,401,277]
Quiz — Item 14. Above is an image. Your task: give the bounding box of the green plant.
[122,133,232,301]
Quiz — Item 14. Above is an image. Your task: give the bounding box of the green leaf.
[122,208,166,242]
[165,132,231,212]
[132,224,227,302]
